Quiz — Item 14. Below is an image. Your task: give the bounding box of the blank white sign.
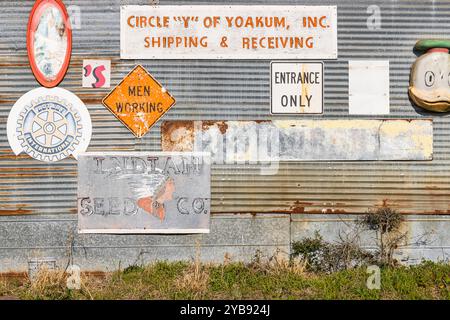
[349,60,390,115]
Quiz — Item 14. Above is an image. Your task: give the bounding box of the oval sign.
[27,0,72,88]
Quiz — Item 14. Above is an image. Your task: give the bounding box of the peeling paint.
[161,121,195,152]
[162,120,433,161]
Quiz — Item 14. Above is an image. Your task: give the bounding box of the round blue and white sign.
[7,87,92,162]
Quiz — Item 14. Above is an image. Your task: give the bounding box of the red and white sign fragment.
[83,60,111,88]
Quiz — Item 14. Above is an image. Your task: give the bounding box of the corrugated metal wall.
[0,0,450,271]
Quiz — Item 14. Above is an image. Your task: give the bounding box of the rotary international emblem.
[7,87,92,162]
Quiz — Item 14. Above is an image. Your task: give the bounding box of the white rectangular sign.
[120,5,337,59]
[349,60,390,115]
[271,61,323,114]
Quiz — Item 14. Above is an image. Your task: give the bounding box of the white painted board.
[349,60,390,115]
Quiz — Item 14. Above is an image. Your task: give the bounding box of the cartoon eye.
[424,71,435,87]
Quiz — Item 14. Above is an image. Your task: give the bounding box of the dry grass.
[29,268,66,295]
[174,263,210,295]
[12,267,99,300]
[174,241,210,297]
[249,249,307,276]
[0,258,448,300]
[0,278,9,296]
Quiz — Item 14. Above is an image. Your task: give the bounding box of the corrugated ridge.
[1,0,450,215]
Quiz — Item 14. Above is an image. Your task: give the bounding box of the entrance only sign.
[271,61,323,114]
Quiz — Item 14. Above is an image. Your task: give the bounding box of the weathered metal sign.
[271,61,323,114]
[7,87,92,162]
[120,5,337,59]
[77,152,210,234]
[102,65,176,138]
[161,120,433,162]
[83,59,111,88]
[27,0,72,88]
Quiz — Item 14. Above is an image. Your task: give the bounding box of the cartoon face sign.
[409,40,450,112]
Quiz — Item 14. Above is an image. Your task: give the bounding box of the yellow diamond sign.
[102,65,176,138]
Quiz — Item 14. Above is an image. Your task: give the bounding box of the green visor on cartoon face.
[409,40,450,112]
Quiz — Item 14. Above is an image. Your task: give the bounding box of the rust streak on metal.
[0,209,33,215]
[69,56,120,67]
[202,120,229,134]
[0,61,29,67]
[0,167,70,172]
[0,172,76,178]
[161,120,195,151]
[90,146,135,151]
[0,98,19,105]
[0,272,28,280]
[0,271,107,280]
[0,154,33,160]
[76,94,103,105]
[289,200,314,213]
[432,210,450,215]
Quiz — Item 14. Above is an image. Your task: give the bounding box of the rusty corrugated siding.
[0,0,450,216]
